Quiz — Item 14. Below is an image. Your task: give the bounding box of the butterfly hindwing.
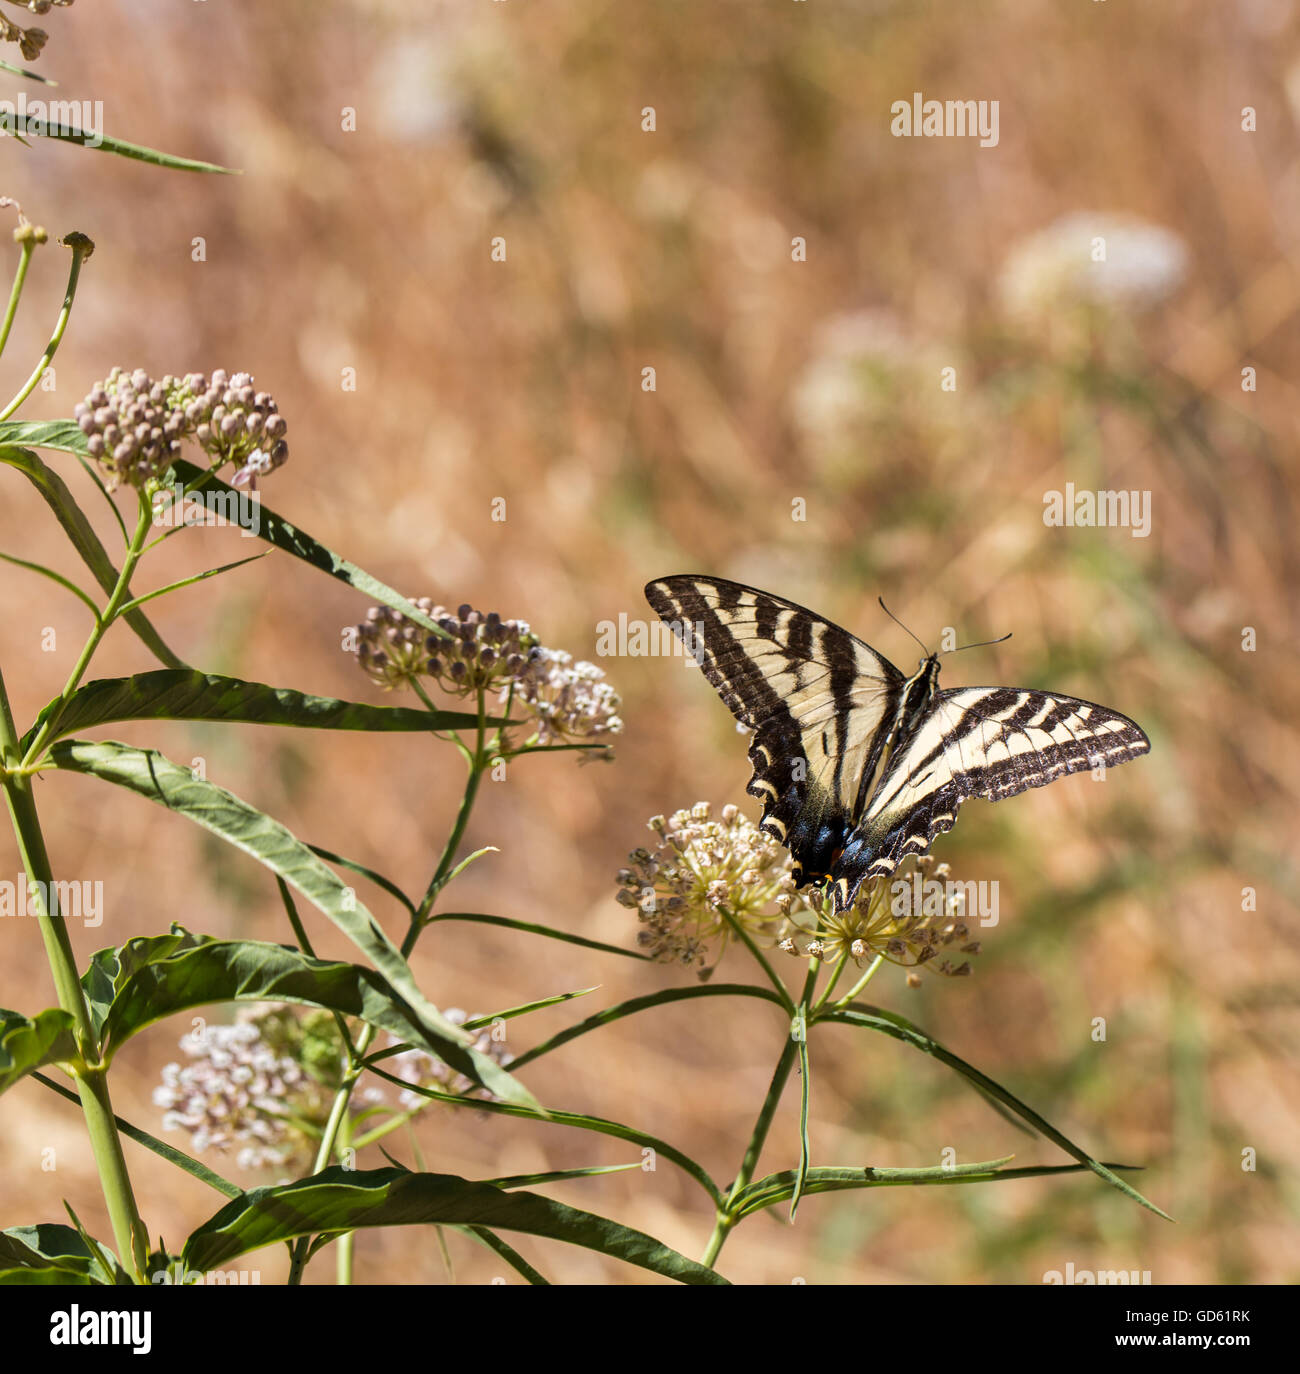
[644,576,904,885]
[835,686,1152,903]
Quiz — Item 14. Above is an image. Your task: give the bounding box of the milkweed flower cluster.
[779,856,980,980]
[385,1009,515,1110]
[152,1006,349,1172]
[615,803,809,978]
[352,600,623,745]
[355,601,540,693]
[0,0,71,62]
[996,212,1188,319]
[515,647,624,744]
[74,367,288,491]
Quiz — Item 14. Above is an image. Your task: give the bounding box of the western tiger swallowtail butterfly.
[645,575,1150,913]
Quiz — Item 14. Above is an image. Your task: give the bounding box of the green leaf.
[305,846,416,921]
[0,57,54,84]
[80,928,545,1104]
[170,459,455,636]
[0,1007,78,1097]
[49,739,537,1111]
[486,1163,642,1190]
[0,1224,119,1284]
[182,1167,728,1283]
[456,1226,549,1284]
[426,910,655,962]
[461,987,599,1033]
[0,444,185,667]
[505,983,786,1073]
[32,1071,241,1200]
[824,1004,1172,1220]
[22,668,502,755]
[8,118,236,173]
[0,1266,102,1285]
[0,420,93,453]
[730,1157,1146,1217]
[363,1063,720,1205]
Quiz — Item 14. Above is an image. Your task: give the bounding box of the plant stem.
[830,953,886,1011]
[287,687,490,1283]
[20,496,154,771]
[0,660,147,1282]
[0,232,36,360]
[716,904,793,1012]
[701,964,818,1268]
[0,233,91,421]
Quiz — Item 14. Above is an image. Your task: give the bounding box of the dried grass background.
[0,0,1297,1283]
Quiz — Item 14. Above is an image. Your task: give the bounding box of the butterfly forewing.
[645,576,904,885]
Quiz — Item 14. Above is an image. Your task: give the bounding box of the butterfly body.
[645,575,1151,912]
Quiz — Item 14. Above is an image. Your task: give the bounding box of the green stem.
[813,951,849,1012]
[0,232,36,360]
[701,964,818,1268]
[0,233,91,421]
[0,660,147,1282]
[829,953,886,1012]
[287,687,490,1283]
[716,903,793,1012]
[20,496,152,770]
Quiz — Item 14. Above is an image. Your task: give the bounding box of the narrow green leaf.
[305,846,417,921]
[0,548,100,618]
[0,1007,78,1097]
[505,983,786,1073]
[32,1071,241,1200]
[486,1163,641,1190]
[182,1167,728,1283]
[0,57,54,84]
[10,118,236,173]
[364,1063,721,1205]
[0,444,184,667]
[23,668,502,755]
[50,739,537,1111]
[461,987,599,1033]
[733,1159,1147,1218]
[115,552,268,617]
[170,459,454,636]
[426,911,655,962]
[457,1226,549,1284]
[825,1004,1172,1220]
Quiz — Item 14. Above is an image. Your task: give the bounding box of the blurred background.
[0,0,1296,1284]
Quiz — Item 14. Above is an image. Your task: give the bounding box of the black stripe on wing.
[645,575,903,888]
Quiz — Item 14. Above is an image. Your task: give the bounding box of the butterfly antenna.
[950,631,1013,655]
[878,597,931,657]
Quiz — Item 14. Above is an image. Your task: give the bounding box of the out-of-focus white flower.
[996,213,1188,318]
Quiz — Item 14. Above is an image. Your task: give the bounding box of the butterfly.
[645,575,1151,912]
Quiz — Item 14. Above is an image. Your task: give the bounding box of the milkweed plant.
[0,32,1168,1289]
